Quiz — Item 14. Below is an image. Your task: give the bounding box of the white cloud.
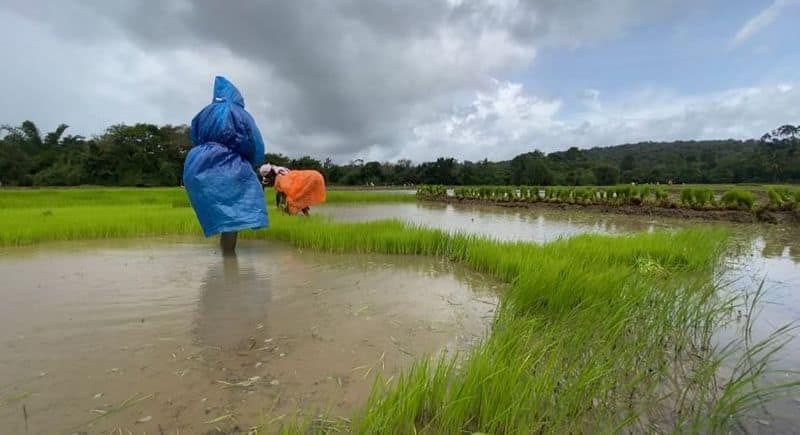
[730,0,797,48]
[0,0,696,162]
[407,80,800,162]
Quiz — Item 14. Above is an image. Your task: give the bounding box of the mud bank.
[434,197,799,224]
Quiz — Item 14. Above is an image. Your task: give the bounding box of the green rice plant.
[518,186,538,202]
[767,188,783,209]
[681,188,694,206]
[493,186,514,202]
[653,188,669,205]
[692,188,714,207]
[720,189,756,210]
[0,187,415,209]
[610,185,634,205]
[767,187,795,210]
[572,187,595,204]
[637,185,652,200]
[453,187,469,199]
[415,185,446,200]
[680,187,714,208]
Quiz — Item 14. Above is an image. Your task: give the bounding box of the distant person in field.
[259,163,326,216]
[182,76,268,255]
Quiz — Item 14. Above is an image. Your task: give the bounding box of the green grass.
[0,187,415,209]
[0,188,795,433]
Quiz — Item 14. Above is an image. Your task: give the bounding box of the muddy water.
[319,202,679,242]
[319,202,800,427]
[0,241,498,434]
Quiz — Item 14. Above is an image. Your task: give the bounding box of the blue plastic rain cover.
[183,76,268,237]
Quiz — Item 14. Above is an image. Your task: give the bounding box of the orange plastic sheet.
[274,170,327,215]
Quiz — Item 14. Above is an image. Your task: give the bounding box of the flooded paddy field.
[0,241,498,433]
[1,189,799,433]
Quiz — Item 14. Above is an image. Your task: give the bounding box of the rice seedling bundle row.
[436,184,799,212]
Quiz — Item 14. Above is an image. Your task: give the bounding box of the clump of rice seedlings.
[680,188,714,208]
[517,186,538,202]
[653,188,670,206]
[415,185,447,200]
[493,186,514,202]
[720,189,756,210]
[694,187,714,207]
[610,185,634,205]
[453,187,470,200]
[766,187,795,210]
[636,185,653,201]
[681,188,694,206]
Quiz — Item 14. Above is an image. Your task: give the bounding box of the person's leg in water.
[276,191,288,213]
[220,231,238,255]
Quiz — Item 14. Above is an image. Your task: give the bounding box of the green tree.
[593,165,619,185]
[510,151,553,185]
[620,154,635,172]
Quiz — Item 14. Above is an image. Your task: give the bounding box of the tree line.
[1,121,798,187]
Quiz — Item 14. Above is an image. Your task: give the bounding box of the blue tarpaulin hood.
[212,76,245,107]
[190,76,264,165]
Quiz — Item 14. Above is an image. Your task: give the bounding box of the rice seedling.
[720,190,756,210]
[653,188,670,206]
[637,185,652,200]
[415,185,446,200]
[766,187,796,210]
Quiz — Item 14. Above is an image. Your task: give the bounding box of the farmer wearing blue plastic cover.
[183,76,268,255]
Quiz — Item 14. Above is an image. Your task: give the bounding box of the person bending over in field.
[260,163,326,216]
[183,76,269,255]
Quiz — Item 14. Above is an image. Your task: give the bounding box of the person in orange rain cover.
[259,163,326,216]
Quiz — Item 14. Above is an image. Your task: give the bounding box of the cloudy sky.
[1,0,798,162]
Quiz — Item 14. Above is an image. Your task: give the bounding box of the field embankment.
[417,184,800,224]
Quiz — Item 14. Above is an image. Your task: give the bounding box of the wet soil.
[0,240,499,434]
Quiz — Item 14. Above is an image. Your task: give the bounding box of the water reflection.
[320,202,677,243]
[320,202,798,263]
[195,255,272,348]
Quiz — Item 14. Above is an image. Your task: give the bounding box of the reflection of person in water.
[194,256,272,349]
